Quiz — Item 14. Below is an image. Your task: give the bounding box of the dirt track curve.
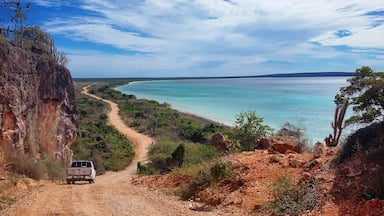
[1,85,231,216]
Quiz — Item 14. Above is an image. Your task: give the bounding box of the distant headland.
[74,72,354,81]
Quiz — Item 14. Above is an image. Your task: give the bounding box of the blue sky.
[3,0,384,77]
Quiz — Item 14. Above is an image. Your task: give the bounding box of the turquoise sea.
[116,77,351,144]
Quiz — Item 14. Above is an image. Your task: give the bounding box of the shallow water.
[116,77,351,143]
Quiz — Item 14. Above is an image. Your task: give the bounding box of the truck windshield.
[70,161,92,168]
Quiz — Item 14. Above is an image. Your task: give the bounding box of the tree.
[232,111,273,151]
[3,0,31,47]
[335,66,384,125]
[171,144,185,168]
[21,25,69,66]
[165,144,185,168]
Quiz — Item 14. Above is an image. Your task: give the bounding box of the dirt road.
[1,85,229,216]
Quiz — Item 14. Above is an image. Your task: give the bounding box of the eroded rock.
[0,40,78,163]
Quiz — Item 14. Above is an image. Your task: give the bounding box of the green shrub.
[183,143,218,165]
[137,162,156,176]
[177,168,211,200]
[147,140,218,173]
[43,157,66,181]
[7,154,46,180]
[174,160,232,200]
[148,140,176,170]
[180,122,205,143]
[269,175,296,197]
[230,111,273,151]
[72,122,135,174]
[210,161,232,182]
[170,144,185,168]
[265,175,320,216]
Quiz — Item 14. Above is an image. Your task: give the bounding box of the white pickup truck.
[65,160,96,184]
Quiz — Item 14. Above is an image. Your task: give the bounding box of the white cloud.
[312,25,384,49]
[37,0,384,76]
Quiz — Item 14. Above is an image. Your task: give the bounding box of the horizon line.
[73,71,354,81]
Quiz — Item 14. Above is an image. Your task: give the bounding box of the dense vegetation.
[335,66,384,125]
[82,82,308,176]
[85,82,225,173]
[332,66,384,161]
[87,83,225,141]
[331,66,384,202]
[72,82,135,175]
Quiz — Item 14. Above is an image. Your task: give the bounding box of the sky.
[2,0,384,77]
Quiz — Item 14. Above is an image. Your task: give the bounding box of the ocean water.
[116,77,351,144]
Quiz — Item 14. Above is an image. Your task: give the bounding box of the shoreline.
[114,78,350,144]
[115,83,233,127]
[175,106,233,127]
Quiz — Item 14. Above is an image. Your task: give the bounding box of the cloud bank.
[29,0,384,77]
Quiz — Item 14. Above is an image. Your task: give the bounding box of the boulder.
[313,141,325,158]
[256,137,271,149]
[269,136,302,153]
[210,133,229,153]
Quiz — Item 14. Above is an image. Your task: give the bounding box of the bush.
[177,168,211,200]
[230,111,273,151]
[210,161,232,182]
[174,160,232,200]
[148,140,176,170]
[180,122,205,143]
[43,157,66,181]
[137,162,155,176]
[147,140,218,173]
[170,144,185,168]
[265,175,320,216]
[72,122,135,174]
[7,154,46,180]
[335,121,384,163]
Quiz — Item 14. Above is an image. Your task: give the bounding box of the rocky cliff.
[0,39,78,162]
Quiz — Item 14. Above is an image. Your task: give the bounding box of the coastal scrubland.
[72,82,135,174]
[74,66,384,215]
[1,66,383,215]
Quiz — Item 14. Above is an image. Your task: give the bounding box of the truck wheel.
[66,180,72,184]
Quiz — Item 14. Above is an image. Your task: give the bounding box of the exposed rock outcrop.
[313,141,325,158]
[256,135,303,153]
[0,39,78,163]
[210,133,229,153]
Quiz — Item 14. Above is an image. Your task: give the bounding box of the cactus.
[325,100,348,147]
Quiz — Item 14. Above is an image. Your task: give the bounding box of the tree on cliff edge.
[335,66,384,125]
[2,0,31,47]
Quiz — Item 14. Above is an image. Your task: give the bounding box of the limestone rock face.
[0,40,78,162]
